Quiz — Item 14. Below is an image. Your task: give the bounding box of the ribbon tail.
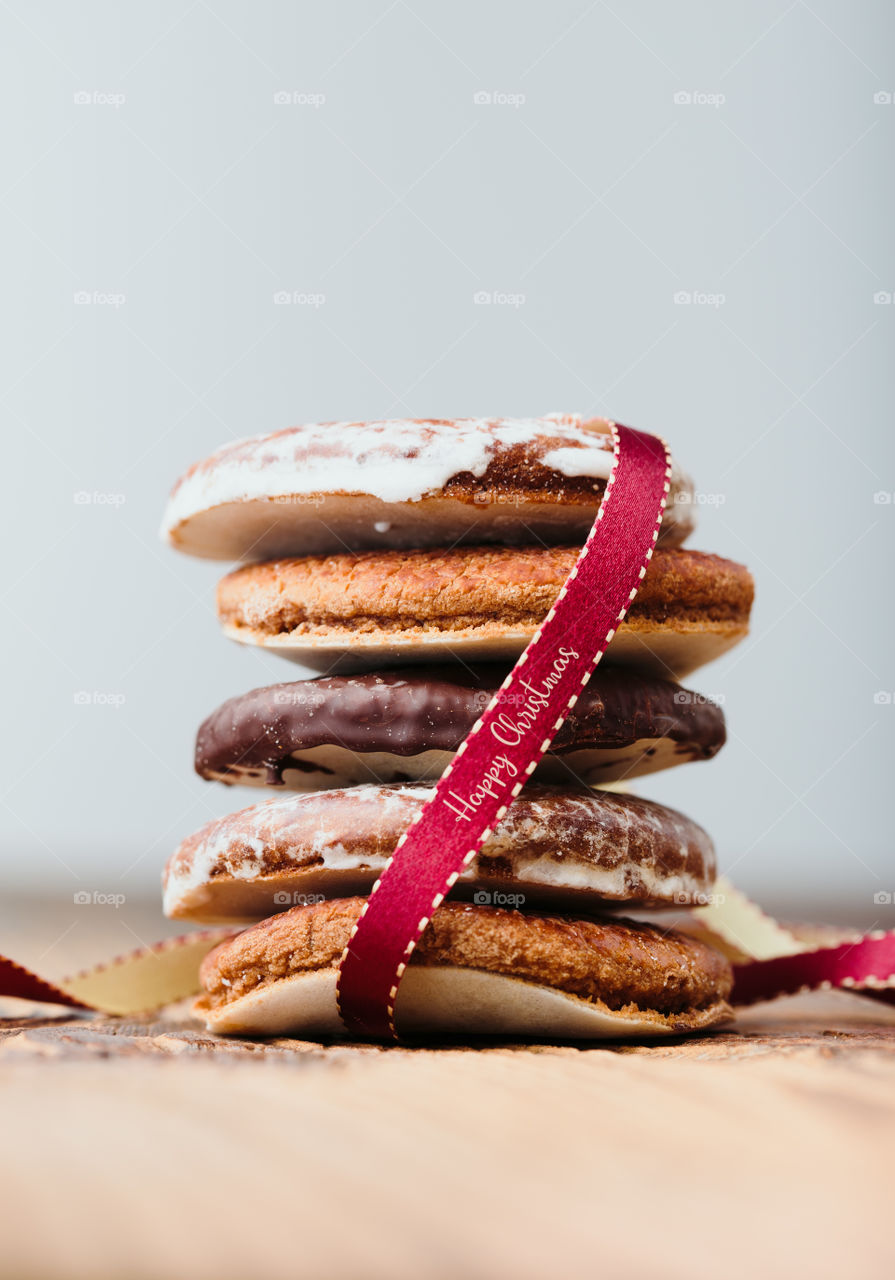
[0,930,236,1017]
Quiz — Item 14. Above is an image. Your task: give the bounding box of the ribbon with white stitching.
[335,423,671,1039]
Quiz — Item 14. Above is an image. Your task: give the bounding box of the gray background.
[2,1,893,947]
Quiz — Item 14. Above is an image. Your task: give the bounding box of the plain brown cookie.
[198,898,733,1021]
[216,545,753,678]
[218,545,750,633]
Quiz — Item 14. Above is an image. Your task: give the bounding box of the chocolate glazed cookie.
[195,664,726,791]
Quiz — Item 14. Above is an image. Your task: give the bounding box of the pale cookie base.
[167,494,635,561]
[203,735,696,792]
[199,965,732,1039]
[222,617,747,680]
[165,861,711,925]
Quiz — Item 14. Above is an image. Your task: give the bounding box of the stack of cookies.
[161,416,753,1040]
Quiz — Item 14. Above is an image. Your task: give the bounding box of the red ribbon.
[336,424,672,1039]
[0,956,90,1010]
[733,933,895,1007]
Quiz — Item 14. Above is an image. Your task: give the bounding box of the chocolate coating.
[195,664,725,786]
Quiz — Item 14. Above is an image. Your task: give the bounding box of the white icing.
[539,447,614,479]
[162,415,617,532]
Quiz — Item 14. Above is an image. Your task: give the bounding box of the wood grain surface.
[1,990,894,1280]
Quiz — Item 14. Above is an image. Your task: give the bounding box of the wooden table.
[1,986,894,1280]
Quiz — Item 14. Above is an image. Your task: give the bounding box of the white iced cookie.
[161,415,695,560]
[163,783,716,924]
